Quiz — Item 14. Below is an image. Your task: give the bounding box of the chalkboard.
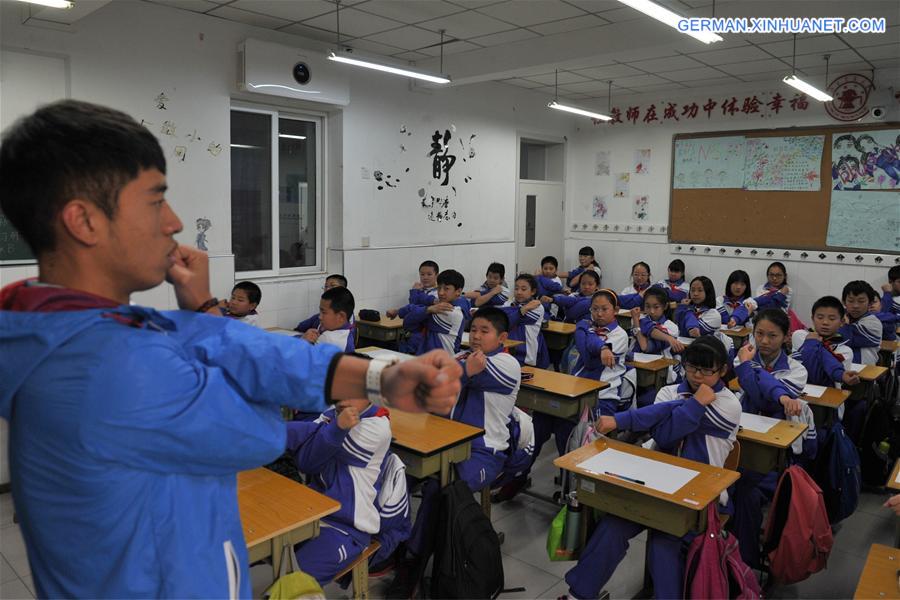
[0,213,33,263]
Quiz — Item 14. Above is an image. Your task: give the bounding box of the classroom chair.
[333,540,381,600]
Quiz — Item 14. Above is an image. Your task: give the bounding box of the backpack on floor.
[859,397,900,487]
[684,504,761,599]
[813,421,861,523]
[430,480,504,599]
[762,465,833,585]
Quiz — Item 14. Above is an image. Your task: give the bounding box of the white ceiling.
[140,0,900,101]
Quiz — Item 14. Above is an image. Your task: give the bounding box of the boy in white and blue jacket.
[402,269,466,355]
[465,262,510,308]
[652,259,689,303]
[674,276,722,338]
[882,266,900,317]
[300,286,356,353]
[536,255,564,321]
[563,336,741,600]
[792,296,858,390]
[387,260,440,355]
[840,280,883,365]
[295,274,348,334]
[287,401,391,585]
[502,274,550,369]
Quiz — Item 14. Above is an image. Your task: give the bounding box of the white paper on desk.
[719,327,744,333]
[851,363,867,372]
[632,352,665,363]
[677,337,695,345]
[802,384,827,398]
[895,469,900,485]
[360,348,413,362]
[576,448,699,495]
[268,328,299,337]
[740,412,779,434]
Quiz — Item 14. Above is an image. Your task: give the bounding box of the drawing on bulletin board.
[826,190,900,252]
[743,135,824,191]
[673,136,745,189]
[633,195,649,220]
[592,196,609,219]
[614,172,630,197]
[633,149,651,175]
[595,151,610,176]
[831,129,900,190]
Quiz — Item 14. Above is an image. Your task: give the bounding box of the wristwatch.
[365,357,400,407]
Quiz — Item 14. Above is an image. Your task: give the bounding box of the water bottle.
[563,492,583,553]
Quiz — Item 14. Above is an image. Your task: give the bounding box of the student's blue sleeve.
[730,303,750,326]
[637,318,668,353]
[618,293,642,310]
[735,361,790,414]
[402,304,429,329]
[800,339,845,383]
[501,306,522,328]
[883,291,899,316]
[754,290,787,310]
[295,313,319,333]
[575,320,607,357]
[397,303,414,319]
[537,276,563,295]
[675,304,699,334]
[519,306,543,326]
[467,355,520,395]
[287,419,345,473]
[614,400,679,432]
[840,318,882,349]
[409,289,436,306]
[649,397,706,451]
[553,294,578,309]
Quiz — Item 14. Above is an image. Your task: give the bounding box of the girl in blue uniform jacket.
[502,274,550,369]
[747,261,792,315]
[618,261,652,310]
[561,245,602,289]
[629,287,684,406]
[731,309,814,570]
[543,270,600,324]
[651,259,689,303]
[562,336,741,600]
[573,289,630,417]
[674,276,722,337]
[717,269,752,327]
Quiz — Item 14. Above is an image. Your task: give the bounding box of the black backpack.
[430,480,504,599]
[859,397,900,486]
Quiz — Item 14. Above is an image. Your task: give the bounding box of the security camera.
[871,106,886,120]
[292,62,311,85]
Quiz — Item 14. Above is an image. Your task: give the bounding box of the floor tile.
[0,578,33,600]
[499,554,562,599]
[0,526,30,578]
[1,556,17,584]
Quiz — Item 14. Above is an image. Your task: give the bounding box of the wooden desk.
[737,415,806,474]
[854,544,900,600]
[389,410,483,487]
[720,326,752,347]
[460,332,523,350]
[518,366,606,420]
[888,459,900,492]
[729,377,849,424]
[355,315,404,344]
[555,437,739,538]
[626,357,678,392]
[356,346,413,362]
[238,468,341,578]
[881,341,899,369]
[849,364,890,410]
[542,321,577,351]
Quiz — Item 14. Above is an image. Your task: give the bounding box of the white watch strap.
[366,357,398,407]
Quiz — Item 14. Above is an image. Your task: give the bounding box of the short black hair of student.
[766,261,788,283]
[642,287,670,313]
[437,269,465,290]
[690,276,717,309]
[754,308,790,336]
[580,270,601,287]
[811,296,845,319]
[487,262,505,279]
[725,270,752,300]
[591,288,619,309]
[682,335,728,371]
[842,280,876,302]
[471,306,509,334]
[631,261,651,277]
[325,274,348,287]
[322,286,355,320]
[889,266,900,282]
[516,273,538,293]
[232,281,262,305]
[578,246,595,257]
[668,259,685,274]
[419,260,439,273]
[541,256,559,269]
[0,99,167,257]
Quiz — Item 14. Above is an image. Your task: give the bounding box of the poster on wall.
[633,195,649,220]
[614,172,630,197]
[592,196,609,219]
[743,135,824,191]
[831,129,900,190]
[673,136,745,189]
[826,190,900,252]
[595,151,610,176]
[633,149,651,175]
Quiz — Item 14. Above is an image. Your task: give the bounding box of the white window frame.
[231,105,324,278]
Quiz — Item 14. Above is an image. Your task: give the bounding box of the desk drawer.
[357,323,399,342]
[516,388,581,419]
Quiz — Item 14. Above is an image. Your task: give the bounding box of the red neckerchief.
[761,284,780,296]
[724,295,743,309]
[821,335,846,364]
[634,282,650,292]
[592,326,610,340]
[667,280,682,292]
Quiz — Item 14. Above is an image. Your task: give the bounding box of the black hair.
[642,287,670,314]
[471,306,509,334]
[842,280,877,302]
[578,246,599,267]
[854,134,877,153]
[724,270,751,300]
[322,286,355,320]
[541,255,558,269]
[888,266,900,282]
[591,288,619,309]
[668,259,685,274]
[515,273,538,294]
[631,261,651,277]
[579,270,601,287]
[754,308,790,336]
[438,269,465,290]
[811,295,845,319]
[232,281,262,305]
[325,274,348,287]
[487,262,505,279]
[682,335,728,371]
[0,99,167,256]
[419,260,439,273]
[690,276,717,309]
[766,261,788,284]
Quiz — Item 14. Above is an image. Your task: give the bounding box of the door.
[516,181,564,275]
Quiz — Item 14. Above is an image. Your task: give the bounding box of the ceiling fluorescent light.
[328,51,450,84]
[616,0,722,44]
[230,144,261,149]
[279,134,307,140]
[548,101,612,121]
[782,75,833,102]
[16,0,73,7]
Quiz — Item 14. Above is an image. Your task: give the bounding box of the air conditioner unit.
[238,39,350,106]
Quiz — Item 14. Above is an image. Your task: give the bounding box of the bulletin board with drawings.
[669,123,900,254]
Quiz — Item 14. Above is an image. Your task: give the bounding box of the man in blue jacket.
[0,99,462,598]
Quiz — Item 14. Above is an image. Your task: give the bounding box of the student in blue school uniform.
[618,261,652,310]
[535,255,564,320]
[406,307,521,555]
[881,266,900,317]
[220,281,262,327]
[572,289,630,417]
[386,260,440,354]
[465,262,510,308]
[872,295,899,341]
[542,270,601,324]
[401,269,466,355]
[652,258,689,303]
[717,270,753,328]
[560,246,602,290]
[502,273,550,369]
[745,261,792,317]
[791,296,859,390]
[629,287,684,407]
[295,274,348,334]
[561,336,741,600]
[300,286,356,353]
[674,275,722,337]
[731,309,814,570]
[840,280,882,365]
[286,400,391,585]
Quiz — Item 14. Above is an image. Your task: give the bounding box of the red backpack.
[763,465,834,584]
[684,504,762,599]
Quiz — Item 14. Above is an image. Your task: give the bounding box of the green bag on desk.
[546,506,576,562]
[263,543,325,600]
